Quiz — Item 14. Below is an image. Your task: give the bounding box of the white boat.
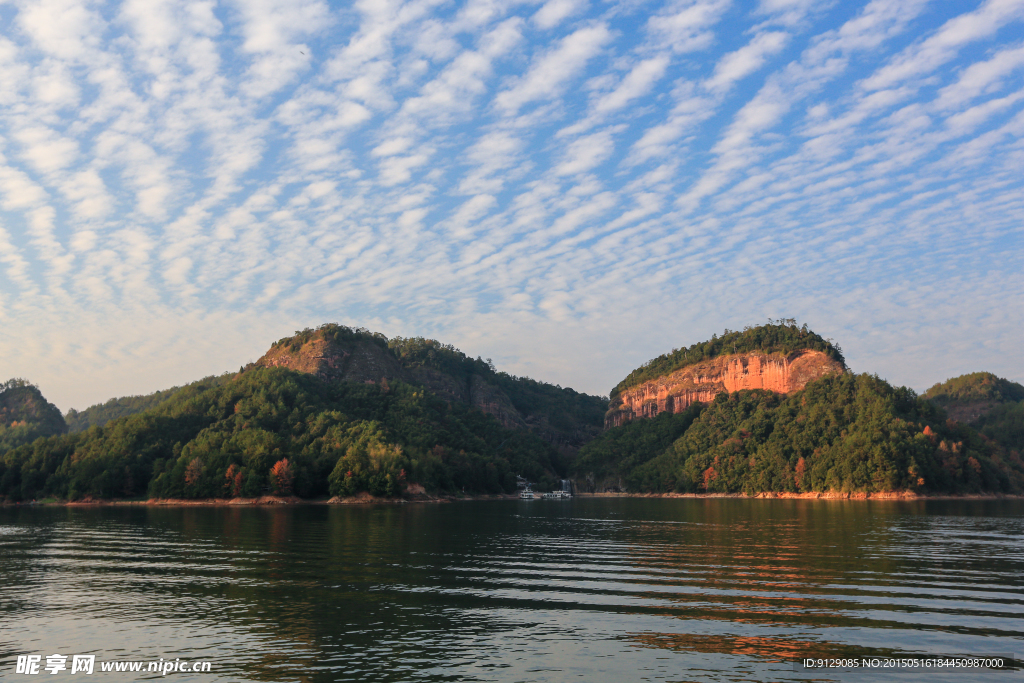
[519,486,534,499]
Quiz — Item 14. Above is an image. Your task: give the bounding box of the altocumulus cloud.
[0,0,1022,410]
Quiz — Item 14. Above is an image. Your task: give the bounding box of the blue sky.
[1,0,1022,411]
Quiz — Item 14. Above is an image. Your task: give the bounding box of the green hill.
[64,374,236,433]
[258,324,607,448]
[0,367,568,502]
[922,372,1024,405]
[574,373,1024,495]
[0,379,67,453]
[922,372,1024,453]
[611,320,845,400]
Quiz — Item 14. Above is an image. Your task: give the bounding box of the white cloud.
[595,56,671,113]
[646,0,730,54]
[861,0,1024,92]
[555,129,617,175]
[934,42,1024,110]
[494,23,612,113]
[533,0,588,30]
[703,31,789,93]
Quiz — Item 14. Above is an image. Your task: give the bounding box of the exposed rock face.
[606,350,844,428]
[258,338,403,385]
[940,401,998,424]
[256,337,525,429]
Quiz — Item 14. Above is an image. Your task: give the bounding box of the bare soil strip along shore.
[5,491,1022,507]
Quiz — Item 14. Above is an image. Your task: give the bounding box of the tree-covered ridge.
[64,373,236,433]
[974,402,1024,455]
[388,335,495,377]
[611,321,846,400]
[920,372,1024,454]
[922,372,1024,405]
[576,373,1023,495]
[267,324,607,443]
[0,367,568,502]
[0,379,67,453]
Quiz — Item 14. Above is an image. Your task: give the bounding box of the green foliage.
[64,373,236,432]
[921,372,1024,454]
[388,335,607,433]
[975,402,1024,454]
[0,379,68,454]
[584,374,1023,495]
[0,367,565,502]
[389,336,491,377]
[611,321,846,400]
[573,406,702,485]
[922,372,1024,405]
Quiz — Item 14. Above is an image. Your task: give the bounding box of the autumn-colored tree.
[184,457,204,487]
[270,458,294,496]
[702,466,717,490]
[794,457,807,488]
[224,464,244,497]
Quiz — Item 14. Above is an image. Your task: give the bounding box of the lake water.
[2,498,1022,682]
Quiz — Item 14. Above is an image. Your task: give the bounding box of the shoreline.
[575,491,1024,501]
[3,490,1023,507]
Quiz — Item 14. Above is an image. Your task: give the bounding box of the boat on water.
[519,486,534,499]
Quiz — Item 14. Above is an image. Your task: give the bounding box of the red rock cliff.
[606,350,844,428]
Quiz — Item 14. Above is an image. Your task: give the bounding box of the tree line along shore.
[2,323,1022,503]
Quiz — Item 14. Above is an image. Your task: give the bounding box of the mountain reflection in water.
[1,498,1022,682]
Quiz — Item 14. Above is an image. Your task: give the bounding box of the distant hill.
[0,379,67,453]
[65,374,236,433]
[922,372,1024,454]
[922,372,1024,422]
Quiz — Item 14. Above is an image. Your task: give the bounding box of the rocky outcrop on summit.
[605,350,844,427]
[258,337,405,386]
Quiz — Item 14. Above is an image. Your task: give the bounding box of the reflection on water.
[1,499,1022,682]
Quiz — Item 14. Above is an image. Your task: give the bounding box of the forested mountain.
[65,374,236,432]
[0,325,606,502]
[575,327,1023,496]
[0,367,567,502]
[257,324,607,448]
[0,379,67,453]
[574,373,1024,495]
